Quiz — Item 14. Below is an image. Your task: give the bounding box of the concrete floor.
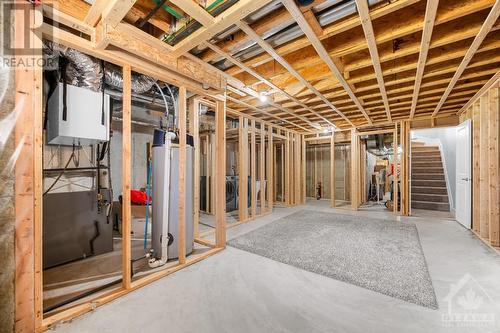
[52,201,500,333]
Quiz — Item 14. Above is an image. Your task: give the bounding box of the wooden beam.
[204,41,332,129]
[102,0,138,27]
[355,0,391,122]
[122,65,132,289]
[215,100,226,247]
[169,0,214,26]
[171,0,272,56]
[409,0,439,119]
[282,0,372,126]
[237,21,353,127]
[178,86,187,264]
[458,69,500,114]
[432,0,500,117]
[84,0,108,26]
[393,125,399,213]
[226,95,312,132]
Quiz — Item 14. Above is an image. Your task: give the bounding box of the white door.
[456,119,472,228]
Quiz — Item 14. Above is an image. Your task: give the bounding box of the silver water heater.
[150,129,194,266]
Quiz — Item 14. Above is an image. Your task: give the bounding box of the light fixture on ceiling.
[259,94,268,102]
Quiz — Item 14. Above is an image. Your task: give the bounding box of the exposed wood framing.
[237,21,349,127]
[355,0,391,122]
[409,0,439,119]
[171,0,273,56]
[432,0,500,117]
[281,1,375,125]
[122,65,132,289]
[178,86,187,264]
[238,116,249,221]
[215,100,227,247]
[169,0,215,26]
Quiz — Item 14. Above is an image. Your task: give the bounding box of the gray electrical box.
[47,83,110,146]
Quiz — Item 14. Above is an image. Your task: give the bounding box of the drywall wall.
[411,127,457,211]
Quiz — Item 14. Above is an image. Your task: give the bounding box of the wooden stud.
[122,65,132,289]
[489,86,500,246]
[330,132,336,207]
[285,132,291,205]
[238,117,249,221]
[472,101,481,234]
[267,126,274,212]
[393,125,399,213]
[191,99,201,238]
[251,119,257,216]
[302,135,307,204]
[260,123,266,213]
[479,95,490,240]
[178,86,187,264]
[351,129,359,210]
[215,100,226,247]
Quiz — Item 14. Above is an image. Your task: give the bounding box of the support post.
[215,100,226,247]
[260,123,265,214]
[122,65,132,289]
[250,119,257,216]
[178,86,187,264]
[330,132,336,207]
[190,99,200,238]
[238,117,248,221]
[267,126,274,212]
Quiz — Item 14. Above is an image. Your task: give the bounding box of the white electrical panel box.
[47,83,110,146]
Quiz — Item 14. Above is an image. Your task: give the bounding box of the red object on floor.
[130,190,151,205]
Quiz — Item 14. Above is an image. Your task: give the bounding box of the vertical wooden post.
[394,124,399,214]
[250,119,257,216]
[209,132,216,214]
[489,87,500,246]
[191,99,200,238]
[267,126,274,212]
[351,129,359,210]
[260,123,265,213]
[14,4,43,330]
[238,117,248,221]
[294,133,300,205]
[285,132,290,205]
[215,100,226,247]
[205,136,211,214]
[302,135,306,204]
[479,95,490,239]
[472,101,481,234]
[122,65,132,289]
[330,133,336,207]
[178,86,187,264]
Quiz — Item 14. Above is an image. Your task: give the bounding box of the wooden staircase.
[411,141,450,211]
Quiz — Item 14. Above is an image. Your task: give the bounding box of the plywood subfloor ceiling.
[45,0,500,132]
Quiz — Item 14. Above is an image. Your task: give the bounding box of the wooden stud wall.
[459,78,500,248]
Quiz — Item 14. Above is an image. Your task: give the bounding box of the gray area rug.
[228,210,438,309]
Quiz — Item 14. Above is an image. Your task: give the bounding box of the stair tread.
[411,200,450,205]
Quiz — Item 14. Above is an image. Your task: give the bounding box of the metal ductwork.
[195,0,382,71]
[43,41,156,94]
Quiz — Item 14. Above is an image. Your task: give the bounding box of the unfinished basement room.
[1,0,500,332]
